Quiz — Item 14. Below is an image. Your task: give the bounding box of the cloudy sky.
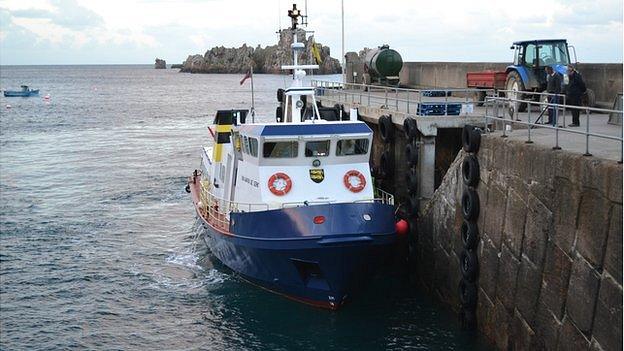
[0,0,622,65]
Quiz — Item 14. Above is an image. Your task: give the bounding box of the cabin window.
[243,136,250,154]
[305,140,330,157]
[217,132,230,144]
[263,141,298,158]
[336,139,369,156]
[248,137,258,157]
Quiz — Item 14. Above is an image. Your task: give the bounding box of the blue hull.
[3,90,39,97]
[192,186,396,309]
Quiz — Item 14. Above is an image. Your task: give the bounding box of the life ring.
[459,278,477,308]
[461,220,479,250]
[461,188,480,220]
[460,249,479,282]
[268,172,292,196]
[405,141,419,167]
[379,115,394,143]
[461,154,480,187]
[403,117,418,140]
[343,170,366,193]
[462,125,481,153]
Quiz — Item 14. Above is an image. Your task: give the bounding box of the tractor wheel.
[505,71,527,114]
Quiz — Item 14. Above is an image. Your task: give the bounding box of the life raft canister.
[268,172,292,196]
[343,170,366,193]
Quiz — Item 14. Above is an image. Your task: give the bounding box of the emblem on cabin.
[309,169,324,183]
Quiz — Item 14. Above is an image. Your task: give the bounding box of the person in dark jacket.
[565,64,587,127]
[545,66,562,126]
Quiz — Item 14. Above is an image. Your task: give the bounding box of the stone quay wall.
[417,135,622,350]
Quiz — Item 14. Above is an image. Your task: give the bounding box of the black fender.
[379,115,394,143]
[403,117,418,140]
[461,220,479,250]
[462,154,480,187]
[406,167,418,192]
[405,141,419,167]
[462,125,481,153]
[379,150,394,178]
[460,249,479,282]
[461,188,480,220]
[459,278,478,308]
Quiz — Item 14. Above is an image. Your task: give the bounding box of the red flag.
[239,69,251,85]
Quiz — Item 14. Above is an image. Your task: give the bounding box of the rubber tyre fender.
[277,88,284,103]
[462,154,480,187]
[406,167,418,192]
[379,115,394,143]
[403,117,418,140]
[276,106,283,122]
[462,125,481,153]
[460,249,479,282]
[379,150,394,179]
[405,141,419,167]
[459,278,478,308]
[461,220,479,250]
[461,188,480,220]
[408,192,419,217]
[459,306,477,331]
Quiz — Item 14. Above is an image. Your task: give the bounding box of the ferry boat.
[187,5,400,309]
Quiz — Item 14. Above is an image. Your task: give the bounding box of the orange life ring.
[343,170,366,193]
[268,172,292,196]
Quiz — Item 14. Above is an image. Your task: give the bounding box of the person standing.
[545,66,562,126]
[565,64,587,127]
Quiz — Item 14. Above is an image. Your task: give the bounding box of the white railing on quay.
[484,95,623,162]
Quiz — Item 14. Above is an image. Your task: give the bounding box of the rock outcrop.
[155,58,166,69]
[180,29,341,74]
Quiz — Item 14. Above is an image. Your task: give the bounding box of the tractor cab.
[507,39,575,92]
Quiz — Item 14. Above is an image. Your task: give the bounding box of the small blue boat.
[3,85,39,97]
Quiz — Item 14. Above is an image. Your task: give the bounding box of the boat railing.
[198,181,395,229]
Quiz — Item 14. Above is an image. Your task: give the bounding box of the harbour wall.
[416,135,623,350]
[397,62,623,107]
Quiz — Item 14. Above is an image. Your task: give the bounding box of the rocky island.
[155,58,166,69]
[180,29,341,74]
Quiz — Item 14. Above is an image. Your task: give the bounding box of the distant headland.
[175,29,341,74]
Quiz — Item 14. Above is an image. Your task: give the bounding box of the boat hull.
[3,90,39,97]
[190,181,396,309]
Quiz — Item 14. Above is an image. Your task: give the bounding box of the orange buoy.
[395,219,409,236]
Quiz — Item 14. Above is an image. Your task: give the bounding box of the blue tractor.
[504,39,592,111]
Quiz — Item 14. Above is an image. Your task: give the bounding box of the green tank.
[364,45,403,85]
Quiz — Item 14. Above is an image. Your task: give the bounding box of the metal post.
[407,91,410,114]
[385,88,388,107]
[368,87,371,106]
[500,100,507,138]
[395,89,399,110]
[341,0,345,84]
[250,65,255,123]
[583,107,592,156]
[526,103,533,144]
[562,95,566,128]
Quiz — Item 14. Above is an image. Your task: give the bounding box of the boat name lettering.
[241,176,259,188]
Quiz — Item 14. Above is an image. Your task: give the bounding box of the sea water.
[0,65,493,350]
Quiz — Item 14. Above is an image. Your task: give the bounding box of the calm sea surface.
[0,65,492,350]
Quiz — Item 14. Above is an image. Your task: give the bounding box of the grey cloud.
[7,0,104,29]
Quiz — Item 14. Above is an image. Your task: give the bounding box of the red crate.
[466,71,507,89]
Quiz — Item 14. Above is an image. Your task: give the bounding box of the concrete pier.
[316,81,623,351]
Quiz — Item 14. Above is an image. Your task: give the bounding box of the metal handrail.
[312,79,486,117]
[198,181,395,230]
[484,95,623,162]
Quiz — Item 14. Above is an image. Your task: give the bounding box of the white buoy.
[44,94,50,100]
[5,104,11,109]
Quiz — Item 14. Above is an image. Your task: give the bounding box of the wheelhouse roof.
[236,122,372,137]
[512,39,567,45]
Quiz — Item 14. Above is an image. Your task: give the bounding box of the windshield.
[539,42,570,65]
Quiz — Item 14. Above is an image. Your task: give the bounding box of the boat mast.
[282,4,319,123]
